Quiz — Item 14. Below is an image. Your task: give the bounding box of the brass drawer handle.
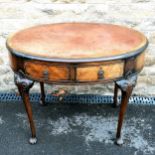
[98,67,104,80]
[43,70,49,80]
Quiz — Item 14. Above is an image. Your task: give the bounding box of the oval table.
[6,23,148,145]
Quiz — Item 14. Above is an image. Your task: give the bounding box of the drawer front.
[25,62,69,81]
[77,61,124,82]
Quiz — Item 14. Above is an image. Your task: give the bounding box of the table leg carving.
[113,83,119,107]
[14,71,37,144]
[40,82,46,106]
[115,74,137,145]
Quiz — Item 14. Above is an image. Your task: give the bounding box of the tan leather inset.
[25,62,69,81]
[7,23,147,59]
[77,61,124,81]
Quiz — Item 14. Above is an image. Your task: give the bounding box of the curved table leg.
[40,82,46,106]
[113,83,119,107]
[14,71,37,144]
[115,74,137,145]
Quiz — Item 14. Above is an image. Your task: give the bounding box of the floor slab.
[0,102,154,155]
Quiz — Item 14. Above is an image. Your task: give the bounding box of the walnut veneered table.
[6,23,148,145]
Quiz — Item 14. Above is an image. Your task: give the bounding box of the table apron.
[9,52,145,84]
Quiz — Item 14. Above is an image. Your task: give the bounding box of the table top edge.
[6,38,148,63]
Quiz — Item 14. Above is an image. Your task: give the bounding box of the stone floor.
[0,101,154,155]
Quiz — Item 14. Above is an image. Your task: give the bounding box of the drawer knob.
[98,67,104,80]
[43,70,49,80]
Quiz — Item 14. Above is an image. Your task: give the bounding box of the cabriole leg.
[113,83,119,107]
[40,82,46,106]
[14,71,37,144]
[115,74,137,145]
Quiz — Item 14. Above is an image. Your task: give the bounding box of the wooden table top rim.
[6,23,148,63]
[7,40,148,63]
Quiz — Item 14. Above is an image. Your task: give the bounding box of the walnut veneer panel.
[77,61,124,81]
[7,23,147,59]
[135,52,145,71]
[25,62,69,81]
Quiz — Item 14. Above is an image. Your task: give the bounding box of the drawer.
[24,61,69,81]
[77,61,124,82]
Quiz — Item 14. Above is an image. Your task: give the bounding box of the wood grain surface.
[77,61,124,81]
[25,61,69,81]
